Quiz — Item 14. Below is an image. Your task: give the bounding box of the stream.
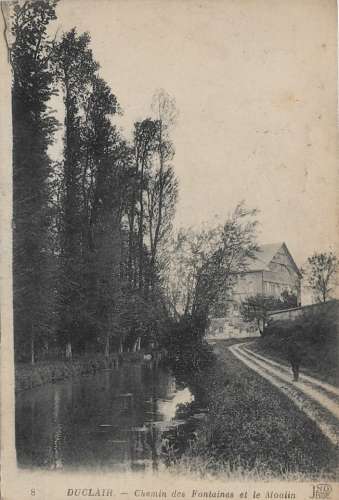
[15,360,194,472]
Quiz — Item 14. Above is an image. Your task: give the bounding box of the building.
[207,242,302,339]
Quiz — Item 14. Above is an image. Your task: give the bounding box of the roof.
[245,242,301,276]
[246,243,283,271]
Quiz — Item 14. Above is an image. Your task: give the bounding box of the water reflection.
[15,361,193,472]
[158,387,194,420]
[51,387,63,469]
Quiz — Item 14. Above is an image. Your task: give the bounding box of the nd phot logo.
[310,484,332,499]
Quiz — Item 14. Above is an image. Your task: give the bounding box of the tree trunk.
[119,339,123,353]
[31,329,35,366]
[65,341,72,361]
[128,199,136,286]
[132,336,141,352]
[105,333,110,359]
[138,153,146,290]
[257,319,263,336]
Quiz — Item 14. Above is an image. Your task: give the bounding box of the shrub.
[255,301,338,383]
[162,316,215,403]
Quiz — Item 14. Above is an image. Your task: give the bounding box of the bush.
[162,316,216,403]
[254,301,338,384]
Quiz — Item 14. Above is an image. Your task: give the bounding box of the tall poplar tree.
[83,76,124,356]
[146,90,178,293]
[55,29,98,359]
[12,0,58,363]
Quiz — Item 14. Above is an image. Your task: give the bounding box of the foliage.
[11,1,177,363]
[280,289,298,308]
[305,251,337,303]
[169,342,337,479]
[11,0,59,363]
[264,300,338,344]
[167,204,259,324]
[240,291,298,335]
[256,300,338,384]
[146,90,179,291]
[163,204,259,385]
[11,2,258,369]
[161,315,216,402]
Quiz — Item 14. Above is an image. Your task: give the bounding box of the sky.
[49,0,337,266]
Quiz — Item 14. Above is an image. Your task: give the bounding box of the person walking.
[287,336,303,382]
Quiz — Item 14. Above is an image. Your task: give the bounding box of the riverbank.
[15,351,157,392]
[169,339,337,480]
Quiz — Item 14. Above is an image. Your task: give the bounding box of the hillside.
[251,301,338,385]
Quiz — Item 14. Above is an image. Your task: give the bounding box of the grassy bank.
[15,352,146,392]
[169,339,337,480]
[249,335,338,386]
[250,301,338,385]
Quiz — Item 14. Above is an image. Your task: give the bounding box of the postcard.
[0,1,338,500]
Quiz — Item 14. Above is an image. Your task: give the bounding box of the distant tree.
[192,205,259,325]
[133,118,158,290]
[240,294,283,335]
[166,225,222,318]
[280,289,298,308]
[146,90,178,293]
[240,290,298,336]
[146,163,178,289]
[167,204,259,336]
[306,252,337,303]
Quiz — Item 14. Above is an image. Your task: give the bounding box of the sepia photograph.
[0,0,338,498]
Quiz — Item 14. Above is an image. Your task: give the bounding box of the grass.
[249,301,339,386]
[15,351,147,392]
[249,336,338,386]
[168,340,337,480]
[15,355,111,392]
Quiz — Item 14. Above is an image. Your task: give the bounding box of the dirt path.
[229,342,339,446]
